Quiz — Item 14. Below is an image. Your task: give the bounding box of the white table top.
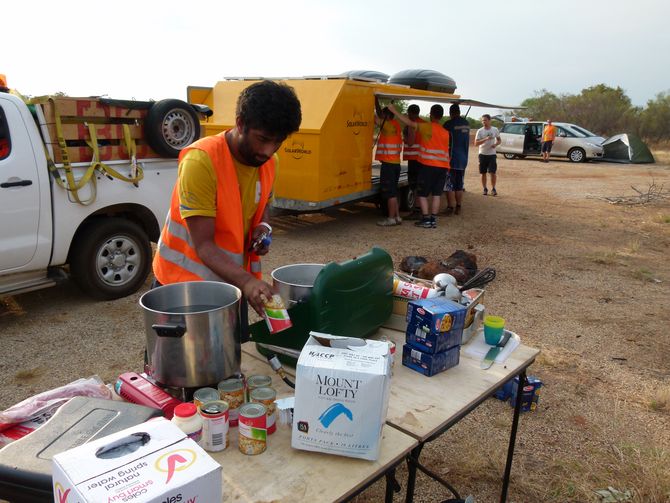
[375,327,540,442]
[246,326,540,444]
[213,350,417,502]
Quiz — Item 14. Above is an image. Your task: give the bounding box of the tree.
[565,84,640,136]
[639,91,670,143]
[515,89,565,121]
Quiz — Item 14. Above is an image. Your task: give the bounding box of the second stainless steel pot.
[271,263,325,305]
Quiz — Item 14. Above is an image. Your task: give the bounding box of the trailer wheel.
[70,218,152,300]
[399,186,416,211]
[145,99,200,157]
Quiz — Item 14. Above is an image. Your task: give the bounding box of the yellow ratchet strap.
[84,123,144,186]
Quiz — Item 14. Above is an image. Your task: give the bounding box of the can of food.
[249,386,277,434]
[263,294,292,333]
[218,378,245,427]
[238,403,267,455]
[246,374,273,402]
[199,400,229,452]
[193,387,219,411]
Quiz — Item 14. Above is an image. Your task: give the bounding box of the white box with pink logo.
[51,418,221,503]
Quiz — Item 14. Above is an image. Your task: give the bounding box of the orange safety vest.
[419,122,451,169]
[153,132,274,284]
[403,117,425,160]
[375,119,402,163]
[543,124,556,142]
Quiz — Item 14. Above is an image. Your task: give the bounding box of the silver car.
[498,121,605,162]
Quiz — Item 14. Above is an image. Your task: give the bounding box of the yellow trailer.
[187,76,460,212]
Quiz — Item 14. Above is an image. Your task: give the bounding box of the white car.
[498,121,605,162]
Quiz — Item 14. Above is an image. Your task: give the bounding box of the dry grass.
[652,213,670,224]
[649,386,670,412]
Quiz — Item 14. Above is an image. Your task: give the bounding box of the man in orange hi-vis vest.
[541,119,557,163]
[153,81,302,316]
[374,97,404,226]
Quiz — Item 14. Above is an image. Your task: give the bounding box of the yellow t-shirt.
[417,122,434,143]
[178,149,276,238]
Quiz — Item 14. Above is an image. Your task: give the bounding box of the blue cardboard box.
[406,297,468,354]
[494,375,543,412]
[402,343,460,377]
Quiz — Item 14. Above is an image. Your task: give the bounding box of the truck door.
[0,96,41,271]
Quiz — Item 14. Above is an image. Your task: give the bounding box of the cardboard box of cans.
[402,343,460,377]
[405,297,468,354]
[494,375,543,412]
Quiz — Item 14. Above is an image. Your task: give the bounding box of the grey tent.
[601,134,655,163]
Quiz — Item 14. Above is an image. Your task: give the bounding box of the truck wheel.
[399,186,416,211]
[503,153,516,160]
[145,99,200,158]
[70,218,152,300]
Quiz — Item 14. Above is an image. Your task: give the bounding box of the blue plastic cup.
[484,315,505,345]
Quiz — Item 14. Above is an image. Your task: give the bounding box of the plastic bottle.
[171,403,203,442]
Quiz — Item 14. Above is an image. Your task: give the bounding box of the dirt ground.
[1,151,669,502]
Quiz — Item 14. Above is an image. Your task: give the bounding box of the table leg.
[385,467,400,503]
[405,444,423,503]
[500,370,527,503]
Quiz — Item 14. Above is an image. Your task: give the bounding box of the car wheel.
[145,99,200,157]
[568,147,586,163]
[503,153,515,160]
[70,218,152,300]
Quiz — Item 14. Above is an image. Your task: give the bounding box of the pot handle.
[152,323,186,338]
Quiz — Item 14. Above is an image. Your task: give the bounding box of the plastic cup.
[484,315,505,345]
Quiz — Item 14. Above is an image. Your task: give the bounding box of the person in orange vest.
[388,103,450,229]
[152,80,302,317]
[374,98,403,226]
[541,119,557,162]
[402,104,424,218]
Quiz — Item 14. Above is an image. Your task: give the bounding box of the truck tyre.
[145,99,200,158]
[399,185,416,211]
[70,218,152,300]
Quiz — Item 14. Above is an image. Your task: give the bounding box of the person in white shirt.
[474,114,501,196]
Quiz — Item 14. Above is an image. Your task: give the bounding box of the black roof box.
[388,69,457,94]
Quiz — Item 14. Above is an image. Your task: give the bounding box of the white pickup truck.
[0,91,201,300]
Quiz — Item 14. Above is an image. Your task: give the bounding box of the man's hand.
[249,223,272,256]
[241,276,275,316]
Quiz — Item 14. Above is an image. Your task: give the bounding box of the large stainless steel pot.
[139,281,241,388]
[271,263,324,305]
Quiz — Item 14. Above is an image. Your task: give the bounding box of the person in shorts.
[374,99,403,226]
[442,104,470,215]
[475,114,500,196]
[541,119,556,162]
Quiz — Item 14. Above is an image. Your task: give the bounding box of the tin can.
[199,400,229,452]
[218,378,245,427]
[246,374,273,401]
[263,294,292,333]
[193,387,219,411]
[238,403,267,455]
[250,386,277,434]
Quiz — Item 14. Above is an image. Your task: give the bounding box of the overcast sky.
[3,0,669,117]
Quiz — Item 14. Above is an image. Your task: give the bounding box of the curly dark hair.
[236,80,302,139]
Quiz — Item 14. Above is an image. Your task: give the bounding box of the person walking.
[475,114,500,196]
[388,103,450,229]
[541,119,556,162]
[152,80,302,317]
[402,104,424,218]
[374,98,403,226]
[442,104,470,215]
